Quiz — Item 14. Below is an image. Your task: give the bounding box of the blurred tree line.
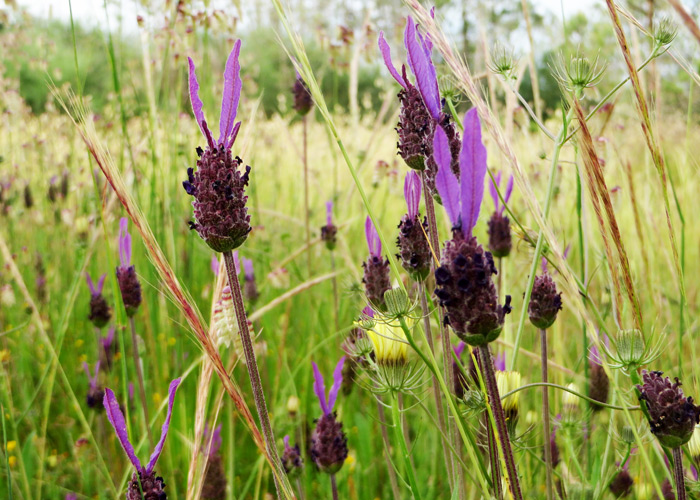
[0,0,698,119]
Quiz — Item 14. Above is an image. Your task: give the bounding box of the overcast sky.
[20,0,596,34]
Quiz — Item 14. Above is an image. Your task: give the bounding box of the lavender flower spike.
[86,272,111,328]
[83,361,100,389]
[116,218,142,317]
[310,358,348,474]
[242,257,254,281]
[397,171,431,281]
[321,201,338,250]
[104,378,182,499]
[362,217,391,310]
[326,200,334,226]
[184,42,251,252]
[488,172,514,214]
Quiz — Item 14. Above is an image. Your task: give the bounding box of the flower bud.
[287,395,300,418]
[292,77,313,115]
[282,435,304,479]
[528,271,562,330]
[487,212,512,258]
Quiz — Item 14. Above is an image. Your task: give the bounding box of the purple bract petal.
[118,217,132,268]
[459,108,487,237]
[453,341,466,359]
[327,356,346,413]
[326,200,333,226]
[283,434,291,450]
[364,216,381,258]
[405,17,441,120]
[378,31,407,88]
[145,377,182,474]
[404,171,422,219]
[433,126,460,227]
[362,306,374,319]
[204,424,223,457]
[85,272,96,295]
[541,256,548,273]
[503,174,514,209]
[494,352,506,372]
[187,57,207,140]
[102,325,115,349]
[488,171,501,212]
[242,257,254,280]
[311,361,330,415]
[218,40,243,148]
[103,387,142,471]
[211,255,220,277]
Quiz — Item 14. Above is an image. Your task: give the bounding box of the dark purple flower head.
[310,358,348,474]
[321,200,338,250]
[433,110,510,345]
[397,171,431,282]
[83,361,104,410]
[104,378,181,482]
[487,173,513,258]
[116,218,142,317]
[362,217,391,310]
[292,72,313,115]
[528,269,562,330]
[282,435,303,478]
[637,370,700,448]
[86,272,111,328]
[588,340,610,411]
[609,458,634,497]
[184,42,251,253]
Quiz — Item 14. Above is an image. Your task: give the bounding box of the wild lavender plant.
[281,435,304,499]
[432,109,520,499]
[117,217,152,445]
[362,216,391,311]
[321,200,339,329]
[99,325,116,371]
[86,272,110,329]
[588,341,610,412]
[83,361,103,410]
[528,257,562,500]
[201,425,227,500]
[638,370,700,500]
[103,378,181,499]
[487,172,513,259]
[185,41,284,491]
[396,171,431,282]
[310,358,348,500]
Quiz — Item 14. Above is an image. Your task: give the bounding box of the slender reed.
[376,401,402,499]
[223,251,283,496]
[479,345,523,500]
[540,329,554,500]
[129,317,153,447]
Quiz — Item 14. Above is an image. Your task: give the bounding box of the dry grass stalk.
[604,0,684,329]
[572,97,642,330]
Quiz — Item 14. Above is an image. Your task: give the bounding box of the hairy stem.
[673,447,687,500]
[479,345,523,500]
[391,392,422,500]
[330,474,339,500]
[223,251,283,498]
[540,329,554,500]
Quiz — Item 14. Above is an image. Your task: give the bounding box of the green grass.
[1,1,700,499]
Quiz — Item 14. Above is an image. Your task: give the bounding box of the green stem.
[511,110,571,369]
[391,393,422,500]
[500,382,639,411]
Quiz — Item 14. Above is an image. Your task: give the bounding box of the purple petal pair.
[310,358,348,474]
[433,109,511,345]
[86,272,111,329]
[242,257,259,304]
[362,217,391,310]
[487,172,514,258]
[396,171,431,281]
[103,378,181,499]
[282,435,303,478]
[116,218,142,317]
[184,42,252,253]
[99,325,116,371]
